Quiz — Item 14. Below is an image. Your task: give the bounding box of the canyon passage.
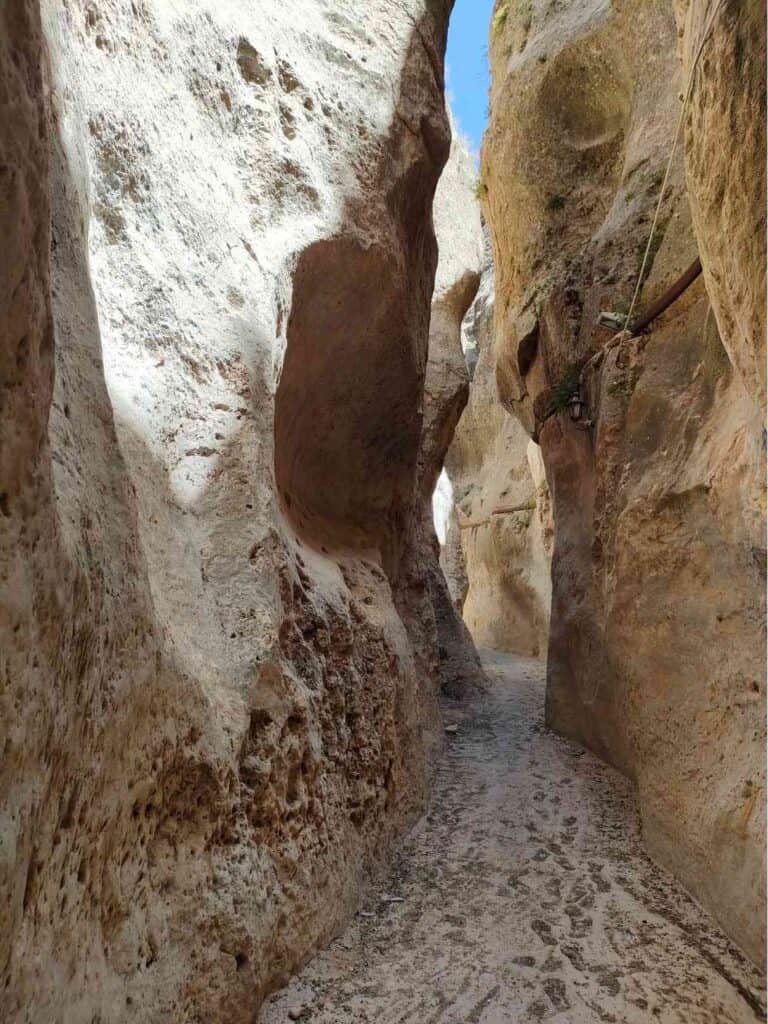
[264,652,765,1023]
[0,1,765,1023]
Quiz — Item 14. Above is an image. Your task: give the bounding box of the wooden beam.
[458,503,537,529]
[491,502,536,516]
[458,517,490,530]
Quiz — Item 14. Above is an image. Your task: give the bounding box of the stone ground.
[262,651,766,1024]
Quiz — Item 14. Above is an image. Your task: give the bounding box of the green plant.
[547,193,566,211]
[551,364,581,410]
[474,177,488,200]
[607,377,634,398]
[491,1,510,38]
[492,0,534,39]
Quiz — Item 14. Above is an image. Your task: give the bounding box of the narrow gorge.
[0,1,765,1023]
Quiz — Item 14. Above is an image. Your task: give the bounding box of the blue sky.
[446,0,494,157]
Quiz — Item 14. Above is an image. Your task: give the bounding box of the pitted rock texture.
[446,234,553,658]
[674,0,766,410]
[404,120,486,698]
[0,2,473,1021]
[482,0,765,964]
[263,651,766,1024]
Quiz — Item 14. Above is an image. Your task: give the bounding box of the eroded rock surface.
[447,235,553,658]
[483,0,766,964]
[674,0,766,409]
[0,2,480,1021]
[406,120,485,696]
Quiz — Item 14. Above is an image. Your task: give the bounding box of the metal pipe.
[630,257,702,335]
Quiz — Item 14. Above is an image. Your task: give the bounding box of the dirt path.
[263,651,766,1024]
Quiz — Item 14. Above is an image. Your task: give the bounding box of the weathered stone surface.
[674,0,766,410]
[446,235,552,658]
[409,121,485,696]
[439,502,469,610]
[0,1,466,1020]
[3,0,764,1014]
[483,0,765,964]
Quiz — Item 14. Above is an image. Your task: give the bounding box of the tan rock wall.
[410,123,485,695]
[0,1,470,1020]
[674,0,766,409]
[447,239,553,658]
[483,0,765,964]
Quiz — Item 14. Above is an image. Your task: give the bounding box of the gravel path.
[262,651,766,1024]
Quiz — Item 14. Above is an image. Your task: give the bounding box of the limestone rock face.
[483,0,765,963]
[0,1,469,1020]
[674,0,766,410]
[446,237,552,658]
[408,123,485,695]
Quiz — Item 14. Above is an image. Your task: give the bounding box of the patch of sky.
[445,0,494,160]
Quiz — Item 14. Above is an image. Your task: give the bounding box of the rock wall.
[482,0,765,964]
[0,1,480,1020]
[407,121,485,695]
[674,0,766,410]
[446,235,552,658]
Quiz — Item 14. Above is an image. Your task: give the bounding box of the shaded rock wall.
[483,0,765,963]
[0,1,478,1021]
[447,235,553,658]
[408,122,486,696]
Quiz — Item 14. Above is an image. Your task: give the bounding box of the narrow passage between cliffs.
[263,651,765,1024]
